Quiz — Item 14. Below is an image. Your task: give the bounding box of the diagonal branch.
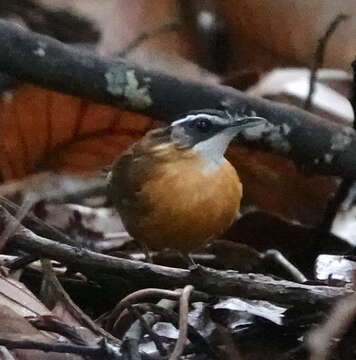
[0,20,356,178]
[0,205,351,308]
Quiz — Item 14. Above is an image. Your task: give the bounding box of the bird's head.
[164,109,266,170]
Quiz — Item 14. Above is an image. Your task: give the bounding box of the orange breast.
[128,156,242,252]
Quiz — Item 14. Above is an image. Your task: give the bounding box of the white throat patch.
[193,127,238,173]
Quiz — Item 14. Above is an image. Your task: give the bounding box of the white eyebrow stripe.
[172,114,226,126]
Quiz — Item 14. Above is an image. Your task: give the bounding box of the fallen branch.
[0,206,351,307]
[0,20,356,178]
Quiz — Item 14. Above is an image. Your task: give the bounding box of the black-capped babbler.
[108,109,266,253]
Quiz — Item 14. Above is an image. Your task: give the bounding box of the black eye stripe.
[170,111,231,148]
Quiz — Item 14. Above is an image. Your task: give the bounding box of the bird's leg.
[158,248,198,269]
[177,251,202,271]
[133,238,153,263]
[187,253,196,266]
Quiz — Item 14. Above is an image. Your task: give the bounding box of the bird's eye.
[195,119,212,132]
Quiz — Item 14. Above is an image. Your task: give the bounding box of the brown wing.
[108,145,143,214]
[108,126,179,238]
[108,130,164,218]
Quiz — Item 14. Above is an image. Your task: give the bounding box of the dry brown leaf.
[0,305,52,343]
[0,306,83,360]
[0,276,83,359]
[0,275,51,318]
[227,145,337,225]
[0,85,154,180]
[0,306,58,360]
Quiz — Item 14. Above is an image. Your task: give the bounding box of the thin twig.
[39,258,119,344]
[105,288,184,331]
[8,253,39,272]
[169,285,194,360]
[120,299,177,358]
[29,316,87,346]
[112,298,177,337]
[0,193,35,250]
[304,14,348,110]
[121,311,147,360]
[128,304,167,356]
[133,303,217,359]
[117,20,181,57]
[0,196,74,246]
[108,287,211,333]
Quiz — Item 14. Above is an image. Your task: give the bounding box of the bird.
[108,109,266,253]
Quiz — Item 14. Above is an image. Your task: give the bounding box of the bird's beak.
[230,116,267,130]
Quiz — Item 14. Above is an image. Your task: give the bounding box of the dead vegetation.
[0,1,356,359]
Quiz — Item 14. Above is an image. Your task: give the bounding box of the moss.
[105,67,152,109]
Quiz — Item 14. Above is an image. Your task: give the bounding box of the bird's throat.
[193,132,234,173]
